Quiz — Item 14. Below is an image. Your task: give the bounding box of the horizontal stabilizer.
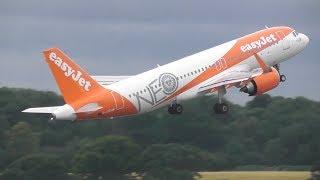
[22,106,62,114]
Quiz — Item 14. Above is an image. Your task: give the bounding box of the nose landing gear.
[168,103,183,114]
[280,74,286,82]
[274,64,286,82]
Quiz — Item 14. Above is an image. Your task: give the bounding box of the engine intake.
[240,67,280,96]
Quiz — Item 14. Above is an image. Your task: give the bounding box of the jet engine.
[240,67,280,96]
[51,105,76,121]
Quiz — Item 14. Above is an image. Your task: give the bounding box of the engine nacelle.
[240,67,280,96]
[51,104,76,121]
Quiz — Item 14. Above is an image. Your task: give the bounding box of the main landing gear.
[214,102,229,114]
[214,86,229,114]
[274,64,286,82]
[167,86,230,115]
[168,102,183,114]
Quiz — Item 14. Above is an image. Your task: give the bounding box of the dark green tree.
[0,147,7,169]
[5,122,39,162]
[72,135,141,179]
[141,143,224,179]
[1,87,320,173]
[246,94,272,109]
[0,154,68,180]
[264,138,288,165]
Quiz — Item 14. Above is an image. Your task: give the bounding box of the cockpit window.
[292,31,298,37]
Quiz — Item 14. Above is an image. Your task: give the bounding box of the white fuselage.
[22,26,309,121]
[107,30,309,114]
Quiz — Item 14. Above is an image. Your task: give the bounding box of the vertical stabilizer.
[43,48,104,104]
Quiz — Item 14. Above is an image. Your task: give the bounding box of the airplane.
[22,26,309,122]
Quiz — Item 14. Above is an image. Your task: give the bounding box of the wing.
[198,53,273,94]
[91,76,132,86]
[198,65,263,94]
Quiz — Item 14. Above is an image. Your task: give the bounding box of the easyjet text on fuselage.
[241,34,277,53]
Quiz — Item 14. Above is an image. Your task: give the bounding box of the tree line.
[0,87,319,180]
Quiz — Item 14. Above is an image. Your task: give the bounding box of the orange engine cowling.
[240,67,280,96]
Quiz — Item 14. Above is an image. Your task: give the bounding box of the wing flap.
[198,67,263,94]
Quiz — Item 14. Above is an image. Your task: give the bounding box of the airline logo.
[49,52,91,91]
[241,34,277,52]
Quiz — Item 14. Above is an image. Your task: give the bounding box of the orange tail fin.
[43,48,104,104]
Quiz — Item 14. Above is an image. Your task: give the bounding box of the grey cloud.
[0,0,319,104]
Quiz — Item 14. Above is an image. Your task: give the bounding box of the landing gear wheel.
[214,103,229,114]
[175,104,183,114]
[280,74,286,82]
[168,106,174,114]
[168,104,183,114]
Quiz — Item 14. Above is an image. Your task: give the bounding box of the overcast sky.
[0,0,319,104]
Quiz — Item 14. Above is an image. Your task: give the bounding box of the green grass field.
[198,171,309,180]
